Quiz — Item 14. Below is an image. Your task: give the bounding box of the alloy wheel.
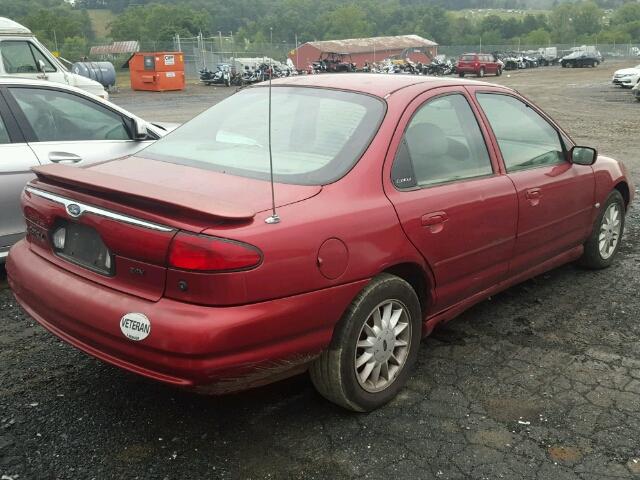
[354,300,411,393]
[599,203,622,259]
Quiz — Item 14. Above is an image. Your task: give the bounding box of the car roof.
[267,73,501,98]
[0,17,32,36]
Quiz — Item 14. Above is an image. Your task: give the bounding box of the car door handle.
[421,211,448,233]
[526,188,541,199]
[49,152,82,164]
[526,188,542,206]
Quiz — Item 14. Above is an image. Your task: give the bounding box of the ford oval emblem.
[66,203,82,217]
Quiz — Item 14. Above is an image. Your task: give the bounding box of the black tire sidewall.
[333,276,421,411]
[582,190,626,268]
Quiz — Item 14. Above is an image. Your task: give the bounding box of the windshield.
[140,86,385,185]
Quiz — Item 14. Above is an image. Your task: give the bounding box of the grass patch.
[87,9,116,39]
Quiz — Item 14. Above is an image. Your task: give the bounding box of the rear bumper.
[457,66,478,74]
[7,240,367,392]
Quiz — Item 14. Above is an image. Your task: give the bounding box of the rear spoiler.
[32,164,256,221]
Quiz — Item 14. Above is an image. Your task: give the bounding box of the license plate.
[52,221,113,275]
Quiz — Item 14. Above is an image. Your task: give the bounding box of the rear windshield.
[140,86,385,185]
[460,55,476,61]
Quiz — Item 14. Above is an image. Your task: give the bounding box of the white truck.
[538,47,558,65]
[0,17,108,99]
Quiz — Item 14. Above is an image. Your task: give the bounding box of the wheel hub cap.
[354,300,411,393]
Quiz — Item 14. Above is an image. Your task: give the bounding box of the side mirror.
[37,59,47,75]
[571,146,597,166]
[132,118,149,140]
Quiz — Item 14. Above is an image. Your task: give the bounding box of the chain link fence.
[82,35,640,81]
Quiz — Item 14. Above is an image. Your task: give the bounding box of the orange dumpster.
[128,52,185,92]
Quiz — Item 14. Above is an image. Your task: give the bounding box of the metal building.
[288,34,438,70]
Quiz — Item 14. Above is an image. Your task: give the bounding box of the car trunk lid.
[24,157,321,301]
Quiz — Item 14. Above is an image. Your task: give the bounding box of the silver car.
[0,78,169,261]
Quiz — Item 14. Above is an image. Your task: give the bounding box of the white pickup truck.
[0,17,108,99]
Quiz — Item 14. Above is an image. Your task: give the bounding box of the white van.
[0,17,108,99]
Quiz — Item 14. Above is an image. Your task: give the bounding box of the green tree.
[523,27,551,45]
[573,2,603,36]
[21,6,94,46]
[549,3,577,43]
[320,4,373,40]
[109,4,212,42]
[60,36,89,61]
[610,2,640,27]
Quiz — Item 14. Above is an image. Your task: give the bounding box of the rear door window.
[476,93,565,172]
[9,87,130,142]
[392,93,493,188]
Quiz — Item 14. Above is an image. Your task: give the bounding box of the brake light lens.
[167,232,262,272]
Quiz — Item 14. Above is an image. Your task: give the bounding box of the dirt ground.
[1,61,639,480]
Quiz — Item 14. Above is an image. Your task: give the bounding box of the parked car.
[457,53,502,77]
[612,64,640,88]
[0,78,170,261]
[633,81,640,101]
[560,50,602,68]
[7,74,633,412]
[0,17,109,99]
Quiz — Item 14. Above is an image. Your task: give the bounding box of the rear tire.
[496,67,502,76]
[579,190,625,269]
[309,273,422,412]
[458,72,465,77]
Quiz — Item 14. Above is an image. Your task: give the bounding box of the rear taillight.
[167,232,262,272]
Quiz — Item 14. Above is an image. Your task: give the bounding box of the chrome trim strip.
[25,186,175,233]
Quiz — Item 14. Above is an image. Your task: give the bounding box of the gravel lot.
[1,61,639,480]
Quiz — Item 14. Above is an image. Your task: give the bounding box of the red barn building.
[288,34,438,70]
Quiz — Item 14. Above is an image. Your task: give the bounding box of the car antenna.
[265,56,280,225]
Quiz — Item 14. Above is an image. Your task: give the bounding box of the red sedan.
[7,74,633,411]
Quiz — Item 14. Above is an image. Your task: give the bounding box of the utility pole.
[295,33,299,69]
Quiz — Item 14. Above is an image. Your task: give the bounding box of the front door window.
[476,93,566,172]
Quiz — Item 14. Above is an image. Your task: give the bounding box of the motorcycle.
[199,64,232,87]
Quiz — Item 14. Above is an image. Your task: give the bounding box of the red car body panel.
[6,74,634,393]
[8,240,369,391]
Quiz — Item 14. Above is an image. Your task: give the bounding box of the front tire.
[579,190,625,269]
[309,273,421,412]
